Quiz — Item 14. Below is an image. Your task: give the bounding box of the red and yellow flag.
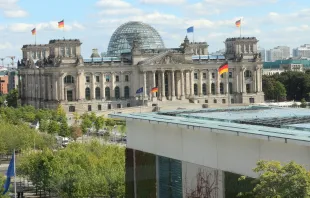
[58,20,64,28]
[151,87,158,93]
[31,28,36,35]
[219,62,228,75]
[235,19,241,27]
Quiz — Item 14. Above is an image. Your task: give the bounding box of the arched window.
[95,87,100,100]
[105,87,110,100]
[64,75,74,83]
[193,84,198,96]
[124,86,130,99]
[211,83,215,95]
[85,87,90,100]
[220,83,224,94]
[202,83,207,95]
[115,86,120,99]
[245,70,252,78]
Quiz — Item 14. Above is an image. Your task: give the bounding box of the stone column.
[207,70,211,95]
[199,70,203,96]
[180,70,185,100]
[171,70,176,100]
[152,71,157,101]
[101,72,105,99]
[54,75,58,100]
[216,70,220,94]
[242,68,246,93]
[76,73,80,100]
[111,73,115,98]
[189,70,193,96]
[58,74,63,101]
[91,73,96,99]
[47,75,51,100]
[234,69,239,93]
[161,70,166,101]
[254,68,257,93]
[225,71,229,94]
[143,71,147,98]
[120,72,124,98]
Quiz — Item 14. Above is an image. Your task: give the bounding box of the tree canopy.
[238,160,310,198]
[263,71,310,102]
[18,141,125,198]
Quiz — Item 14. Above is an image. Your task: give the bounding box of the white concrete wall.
[126,119,310,178]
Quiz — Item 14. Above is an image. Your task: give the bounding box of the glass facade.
[107,21,165,56]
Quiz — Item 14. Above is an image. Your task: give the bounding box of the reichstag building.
[18,21,264,112]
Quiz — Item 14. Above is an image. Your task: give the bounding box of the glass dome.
[107,21,165,56]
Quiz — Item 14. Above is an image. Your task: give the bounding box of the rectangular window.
[222,99,226,104]
[108,104,111,109]
[98,105,102,111]
[246,84,251,93]
[88,105,92,111]
[229,72,233,78]
[117,104,121,108]
[86,76,90,83]
[106,76,110,82]
[194,73,198,79]
[127,103,131,107]
[221,74,224,78]
[212,73,215,79]
[115,75,119,82]
[205,100,208,103]
[125,75,129,82]
[203,73,206,79]
[96,76,100,82]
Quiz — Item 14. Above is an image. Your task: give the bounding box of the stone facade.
[18,36,264,113]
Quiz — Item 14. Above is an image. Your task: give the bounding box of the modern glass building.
[107,21,165,56]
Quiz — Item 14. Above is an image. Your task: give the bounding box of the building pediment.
[137,50,186,66]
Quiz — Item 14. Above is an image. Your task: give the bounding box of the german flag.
[31,28,36,35]
[151,87,158,93]
[219,62,228,75]
[235,19,241,27]
[58,20,64,28]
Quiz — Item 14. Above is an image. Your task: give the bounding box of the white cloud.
[0,0,27,18]
[140,0,186,5]
[96,0,131,8]
[5,21,84,32]
[98,8,142,16]
[4,9,27,18]
[0,42,13,50]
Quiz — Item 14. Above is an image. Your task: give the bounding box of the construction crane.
[6,56,15,69]
[0,58,4,66]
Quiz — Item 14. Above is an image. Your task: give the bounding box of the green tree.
[6,89,18,108]
[274,81,286,101]
[39,119,49,132]
[47,120,60,134]
[0,174,9,197]
[80,115,92,134]
[238,160,310,198]
[70,124,82,141]
[59,121,70,137]
[18,142,125,198]
[301,98,307,108]
[56,104,67,122]
[0,95,6,107]
[94,116,105,132]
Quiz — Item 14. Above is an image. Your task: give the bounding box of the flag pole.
[240,18,242,38]
[13,149,16,198]
[35,29,37,45]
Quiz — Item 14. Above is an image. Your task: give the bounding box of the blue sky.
[0,0,310,65]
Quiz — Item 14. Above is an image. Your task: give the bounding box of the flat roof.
[109,106,310,144]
